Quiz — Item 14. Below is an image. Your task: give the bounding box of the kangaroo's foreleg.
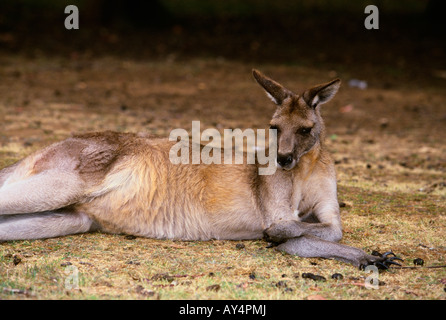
[263,219,402,269]
[0,211,97,241]
[275,235,401,269]
[264,218,342,243]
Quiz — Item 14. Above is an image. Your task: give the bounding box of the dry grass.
[1,199,445,300]
[0,55,445,300]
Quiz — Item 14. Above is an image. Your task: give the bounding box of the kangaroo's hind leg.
[0,162,91,240]
[0,164,85,215]
[0,210,97,241]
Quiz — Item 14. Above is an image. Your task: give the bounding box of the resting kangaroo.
[0,70,401,269]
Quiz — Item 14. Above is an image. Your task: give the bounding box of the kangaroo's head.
[253,69,340,171]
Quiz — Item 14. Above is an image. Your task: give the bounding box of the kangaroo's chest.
[290,175,316,220]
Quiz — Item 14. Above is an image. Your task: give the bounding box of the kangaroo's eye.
[298,127,312,135]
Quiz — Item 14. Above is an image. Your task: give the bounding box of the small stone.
[235,243,245,250]
[413,258,424,266]
[331,273,344,280]
[13,255,22,266]
[301,273,326,282]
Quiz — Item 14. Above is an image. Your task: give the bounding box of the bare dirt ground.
[0,4,445,299]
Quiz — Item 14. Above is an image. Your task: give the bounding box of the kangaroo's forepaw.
[359,251,403,270]
[263,220,304,244]
[262,229,282,245]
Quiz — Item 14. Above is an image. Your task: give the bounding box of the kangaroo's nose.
[277,153,293,167]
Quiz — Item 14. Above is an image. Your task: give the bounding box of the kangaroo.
[0,70,401,269]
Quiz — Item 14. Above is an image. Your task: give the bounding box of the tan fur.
[0,70,396,268]
[77,139,264,240]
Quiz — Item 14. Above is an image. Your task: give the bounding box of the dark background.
[0,0,445,83]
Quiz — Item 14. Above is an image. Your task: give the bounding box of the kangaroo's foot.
[361,251,403,270]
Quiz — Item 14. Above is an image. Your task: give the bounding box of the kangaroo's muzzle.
[276,153,296,170]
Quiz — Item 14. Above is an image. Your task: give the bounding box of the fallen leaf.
[206,284,221,292]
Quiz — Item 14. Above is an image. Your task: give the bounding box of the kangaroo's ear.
[302,79,341,108]
[252,69,293,106]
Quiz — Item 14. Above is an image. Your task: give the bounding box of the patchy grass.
[1,55,445,300]
[1,206,445,300]
[1,186,445,300]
